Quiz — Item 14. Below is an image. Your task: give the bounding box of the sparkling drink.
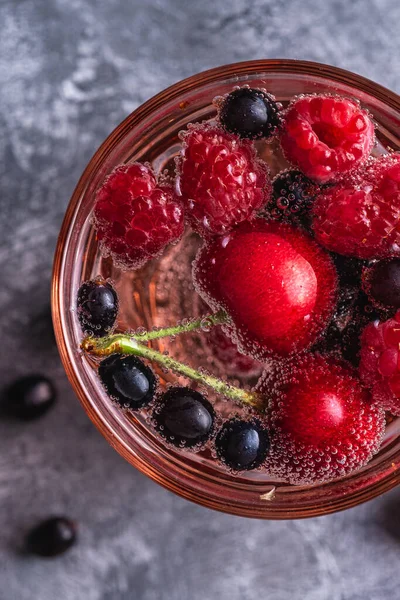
[52,61,400,518]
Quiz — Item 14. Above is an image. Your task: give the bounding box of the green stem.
[132,310,228,342]
[82,333,261,409]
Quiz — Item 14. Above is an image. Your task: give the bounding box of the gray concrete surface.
[1,1,400,599]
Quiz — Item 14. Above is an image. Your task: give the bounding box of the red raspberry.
[364,153,400,187]
[359,312,400,415]
[259,354,385,485]
[312,156,400,259]
[177,123,270,237]
[94,163,184,269]
[280,95,374,183]
[193,219,337,359]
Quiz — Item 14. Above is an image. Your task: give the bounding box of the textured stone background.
[1,1,400,599]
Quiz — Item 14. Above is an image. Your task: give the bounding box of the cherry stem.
[131,309,228,342]
[81,332,261,409]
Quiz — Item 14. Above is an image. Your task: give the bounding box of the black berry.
[316,288,393,367]
[340,321,364,366]
[154,387,215,448]
[215,418,270,471]
[3,375,56,420]
[219,87,280,139]
[26,517,77,557]
[77,279,118,337]
[98,354,156,409]
[314,283,359,353]
[313,255,372,363]
[314,250,393,364]
[332,253,364,286]
[269,170,316,227]
[365,259,400,308]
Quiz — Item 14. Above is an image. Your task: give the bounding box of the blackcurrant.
[77,279,118,337]
[98,354,156,409]
[215,418,270,471]
[26,517,77,557]
[154,387,215,448]
[219,87,280,139]
[3,375,56,420]
[365,258,400,308]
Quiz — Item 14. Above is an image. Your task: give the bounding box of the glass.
[52,60,400,518]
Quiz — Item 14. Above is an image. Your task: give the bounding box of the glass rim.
[52,59,400,518]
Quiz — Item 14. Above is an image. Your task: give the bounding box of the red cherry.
[258,354,385,485]
[193,219,337,359]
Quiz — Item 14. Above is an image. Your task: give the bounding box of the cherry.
[193,219,337,359]
[258,354,385,485]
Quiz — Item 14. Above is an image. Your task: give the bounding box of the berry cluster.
[97,345,269,472]
[81,85,400,487]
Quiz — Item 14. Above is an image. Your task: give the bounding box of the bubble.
[260,354,385,485]
[87,98,400,482]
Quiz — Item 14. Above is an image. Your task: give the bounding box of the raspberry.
[94,163,184,269]
[312,162,400,259]
[193,219,337,359]
[259,354,385,485]
[177,123,270,237]
[280,95,374,183]
[359,312,400,415]
[364,153,400,187]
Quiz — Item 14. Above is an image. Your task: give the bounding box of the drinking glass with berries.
[53,60,400,518]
